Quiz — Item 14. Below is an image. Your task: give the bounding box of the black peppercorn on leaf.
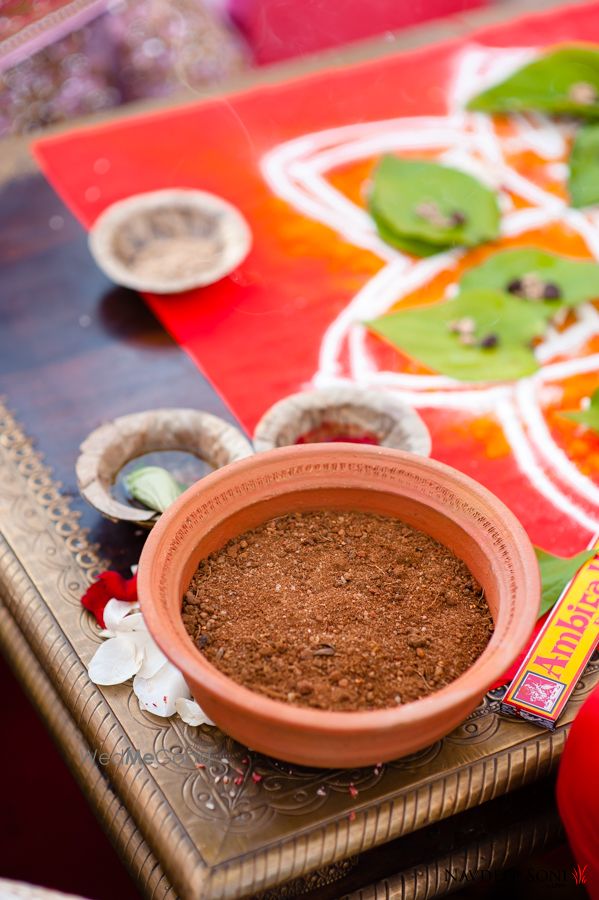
[369,154,500,256]
[367,288,553,382]
[459,247,599,309]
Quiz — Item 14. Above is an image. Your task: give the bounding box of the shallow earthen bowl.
[253,386,432,455]
[138,444,539,768]
[76,408,253,528]
[88,188,251,293]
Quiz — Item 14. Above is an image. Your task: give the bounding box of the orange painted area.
[544,366,599,479]
[455,416,512,459]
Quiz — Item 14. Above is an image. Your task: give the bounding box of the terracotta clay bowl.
[138,444,539,768]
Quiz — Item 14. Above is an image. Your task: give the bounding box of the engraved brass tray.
[0,398,597,898]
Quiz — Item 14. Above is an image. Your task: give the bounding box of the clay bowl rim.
[138,443,540,734]
[88,188,252,294]
[252,386,432,457]
[75,407,254,527]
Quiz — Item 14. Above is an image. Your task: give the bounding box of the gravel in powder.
[181,510,493,711]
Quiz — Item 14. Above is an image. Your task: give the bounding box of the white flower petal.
[88,635,143,685]
[103,598,140,633]
[124,627,168,678]
[133,662,190,717]
[137,639,168,679]
[115,612,146,633]
[125,629,157,657]
[175,697,214,727]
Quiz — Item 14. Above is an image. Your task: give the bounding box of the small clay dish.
[88,189,252,293]
[76,408,253,527]
[138,443,540,767]
[253,387,431,455]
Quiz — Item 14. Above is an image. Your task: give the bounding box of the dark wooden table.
[0,171,235,568]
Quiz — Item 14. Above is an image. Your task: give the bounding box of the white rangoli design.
[260,44,599,536]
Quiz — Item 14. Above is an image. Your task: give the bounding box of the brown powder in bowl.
[112,206,223,282]
[181,510,493,711]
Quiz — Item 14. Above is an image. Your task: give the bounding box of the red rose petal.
[81,571,138,628]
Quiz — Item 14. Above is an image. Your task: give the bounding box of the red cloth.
[33,1,599,558]
[228,0,486,65]
[557,683,599,898]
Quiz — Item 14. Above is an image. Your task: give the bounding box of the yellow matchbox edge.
[501,542,599,728]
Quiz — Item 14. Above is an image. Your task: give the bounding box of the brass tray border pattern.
[0,397,597,899]
[0,402,207,897]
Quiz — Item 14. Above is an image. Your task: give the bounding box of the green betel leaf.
[124,465,186,513]
[563,387,599,432]
[369,155,500,255]
[569,124,599,207]
[370,201,440,257]
[535,546,596,618]
[459,247,599,308]
[467,46,599,118]
[367,289,552,382]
